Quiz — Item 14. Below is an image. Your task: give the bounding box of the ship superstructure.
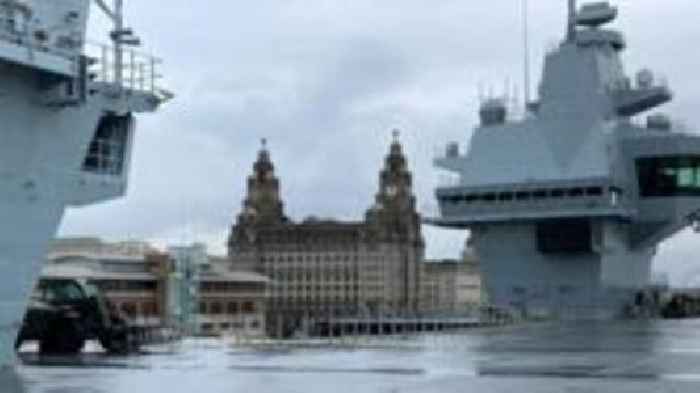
[432,1,700,318]
[0,0,169,367]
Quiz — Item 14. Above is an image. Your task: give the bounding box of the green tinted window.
[637,156,700,197]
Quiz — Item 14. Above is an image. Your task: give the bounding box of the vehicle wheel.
[100,329,139,355]
[39,318,85,355]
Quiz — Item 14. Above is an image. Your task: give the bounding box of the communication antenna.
[567,0,577,42]
[512,84,520,119]
[522,0,531,105]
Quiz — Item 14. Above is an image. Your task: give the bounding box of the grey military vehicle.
[15,277,139,355]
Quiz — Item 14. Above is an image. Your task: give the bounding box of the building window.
[199,301,207,314]
[242,301,256,313]
[142,302,158,316]
[227,302,238,314]
[211,302,222,315]
[121,302,137,317]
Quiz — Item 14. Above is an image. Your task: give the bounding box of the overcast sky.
[59,0,700,285]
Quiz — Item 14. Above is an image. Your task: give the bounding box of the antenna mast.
[567,0,577,41]
[522,0,530,105]
[93,0,141,93]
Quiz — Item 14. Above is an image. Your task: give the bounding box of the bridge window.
[637,156,700,197]
[551,189,566,198]
[482,193,497,202]
[585,187,603,196]
[498,192,514,201]
[533,190,547,200]
[515,191,531,200]
[82,114,132,176]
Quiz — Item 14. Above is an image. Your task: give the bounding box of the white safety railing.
[85,41,169,99]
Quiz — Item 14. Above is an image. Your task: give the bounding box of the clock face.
[386,185,398,197]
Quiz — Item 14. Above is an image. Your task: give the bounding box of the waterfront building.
[47,238,164,328]
[228,135,425,332]
[196,264,270,337]
[420,255,482,316]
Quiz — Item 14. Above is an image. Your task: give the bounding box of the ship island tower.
[0,0,169,366]
[432,1,700,318]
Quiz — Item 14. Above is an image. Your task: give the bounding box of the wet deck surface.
[4,319,700,392]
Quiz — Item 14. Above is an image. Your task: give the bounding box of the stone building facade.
[228,135,425,330]
[419,256,482,316]
[196,262,269,337]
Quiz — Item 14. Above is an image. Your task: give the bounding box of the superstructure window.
[533,190,547,200]
[551,189,566,198]
[498,192,514,201]
[637,156,700,197]
[585,187,603,196]
[482,193,497,202]
[465,195,478,203]
[515,191,530,200]
[82,114,132,176]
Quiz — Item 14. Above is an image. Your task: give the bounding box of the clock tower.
[365,130,424,313]
[228,140,288,270]
[366,130,422,243]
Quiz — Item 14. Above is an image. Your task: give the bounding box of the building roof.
[49,237,158,260]
[199,265,270,284]
[41,263,158,282]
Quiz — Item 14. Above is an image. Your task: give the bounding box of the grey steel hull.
[0,202,65,367]
[0,65,103,368]
[473,222,654,319]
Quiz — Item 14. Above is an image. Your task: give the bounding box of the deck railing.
[85,41,170,99]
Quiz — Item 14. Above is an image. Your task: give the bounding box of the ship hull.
[0,64,104,368]
[0,201,65,367]
[474,221,654,319]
